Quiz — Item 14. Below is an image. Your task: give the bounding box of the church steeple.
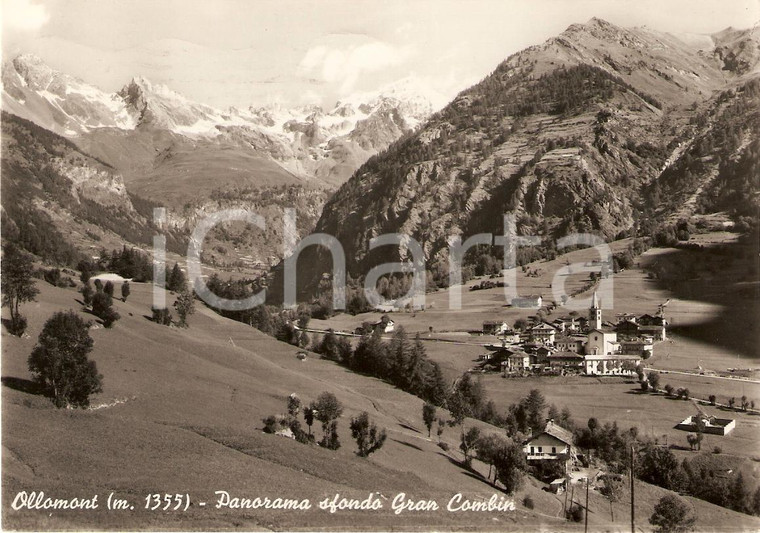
[590,291,603,330]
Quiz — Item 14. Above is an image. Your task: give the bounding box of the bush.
[649,495,695,533]
[151,306,173,326]
[566,503,584,522]
[523,496,534,509]
[262,415,289,434]
[438,442,450,451]
[28,310,102,408]
[91,292,120,328]
[713,446,722,454]
[43,268,61,286]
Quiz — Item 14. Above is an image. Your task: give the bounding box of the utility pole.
[584,477,590,533]
[563,476,569,517]
[630,445,635,533]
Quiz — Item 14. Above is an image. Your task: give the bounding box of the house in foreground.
[523,421,577,468]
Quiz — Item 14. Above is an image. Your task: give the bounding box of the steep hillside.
[285,19,759,297]
[3,281,759,530]
[0,112,182,263]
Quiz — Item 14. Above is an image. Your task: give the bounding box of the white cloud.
[298,38,409,96]
[3,0,50,31]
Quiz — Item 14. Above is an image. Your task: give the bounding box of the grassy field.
[3,279,759,531]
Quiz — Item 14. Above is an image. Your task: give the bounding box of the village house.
[529,322,556,345]
[523,421,577,467]
[371,315,394,333]
[618,337,654,358]
[482,320,509,335]
[615,314,667,341]
[532,345,553,367]
[583,354,640,376]
[552,316,582,333]
[637,314,668,341]
[555,335,585,353]
[511,294,543,308]
[548,351,585,372]
[502,351,531,373]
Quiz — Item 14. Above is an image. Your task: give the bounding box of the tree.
[1,243,39,336]
[740,395,749,411]
[600,474,624,522]
[151,306,173,326]
[639,446,682,491]
[664,384,674,396]
[167,263,186,292]
[91,292,120,328]
[314,392,343,446]
[81,282,94,307]
[104,281,115,297]
[460,426,481,466]
[303,404,316,437]
[524,389,547,433]
[728,397,736,410]
[493,440,527,494]
[287,394,301,419]
[28,311,102,408]
[437,418,446,443]
[349,412,387,457]
[447,391,471,436]
[121,281,130,302]
[324,420,341,450]
[173,289,195,328]
[708,395,716,406]
[423,402,437,437]
[649,495,696,533]
[648,370,660,391]
[477,433,506,483]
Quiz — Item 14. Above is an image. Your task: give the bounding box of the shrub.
[262,415,289,434]
[173,289,195,328]
[523,496,534,509]
[438,442,450,451]
[28,310,102,408]
[43,268,62,286]
[81,282,94,306]
[566,503,584,522]
[713,446,722,454]
[708,395,716,406]
[104,281,115,297]
[121,281,130,302]
[91,292,120,328]
[151,306,173,326]
[649,495,696,533]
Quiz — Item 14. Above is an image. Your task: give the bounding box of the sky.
[2,0,759,109]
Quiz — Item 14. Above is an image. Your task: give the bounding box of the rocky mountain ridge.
[285,18,760,297]
[1,55,444,266]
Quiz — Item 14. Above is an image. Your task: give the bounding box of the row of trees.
[312,327,450,408]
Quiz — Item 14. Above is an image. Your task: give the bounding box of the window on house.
[537,447,542,453]
[552,447,557,454]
